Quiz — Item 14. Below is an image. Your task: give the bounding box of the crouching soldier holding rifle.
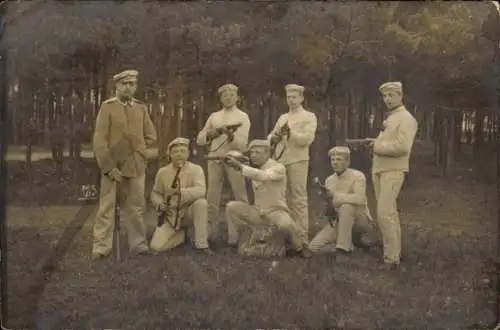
[150,137,213,254]
[196,83,250,242]
[309,146,374,255]
[224,139,313,258]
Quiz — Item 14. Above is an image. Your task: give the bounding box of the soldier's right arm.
[93,104,116,174]
[150,168,166,209]
[240,162,286,182]
[196,113,215,146]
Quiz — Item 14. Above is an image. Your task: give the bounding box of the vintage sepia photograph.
[0,0,499,329]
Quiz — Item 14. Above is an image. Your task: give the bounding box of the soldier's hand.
[325,189,334,200]
[206,128,220,140]
[158,203,167,212]
[107,168,122,182]
[225,155,242,170]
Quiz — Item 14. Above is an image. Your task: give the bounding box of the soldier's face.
[220,91,238,108]
[330,155,349,173]
[286,91,303,108]
[116,78,137,99]
[170,145,189,164]
[382,90,402,110]
[249,147,269,166]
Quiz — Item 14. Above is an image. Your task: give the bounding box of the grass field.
[4,149,499,329]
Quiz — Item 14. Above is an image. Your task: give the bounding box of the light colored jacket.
[325,168,372,221]
[372,106,418,174]
[240,158,289,216]
[93,97,157,178]
[150,161,206,210]
[196,108,251,157]
[267,107,317,165]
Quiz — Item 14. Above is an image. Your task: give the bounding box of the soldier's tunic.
[309,168,372,253]
[196,107,250,239]
[225,158,307,251]
[267,107,317,241]
[92,97,157,255]
[372,105,418,264]
[150,161,209,250]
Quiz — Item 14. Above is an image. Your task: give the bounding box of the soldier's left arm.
[334,174,367,206]
[240,163,285,182]
[179,165,207,205]
[150,169,166,209]
[288,112,318,147]
[228,112,251,151]
[143,106,158,148]
[373,114,418,157]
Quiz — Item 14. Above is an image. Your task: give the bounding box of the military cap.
[328,146,351,157]
[248,139,270,149]
[378,81,403,94]
[285,84,305,93]
[113,69,139,82]
[167,137,190,151]
[218,84,238,95]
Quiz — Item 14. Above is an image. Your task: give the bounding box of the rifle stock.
[344,138,375,145]
[312,177,338,227]
[157,165,182,227]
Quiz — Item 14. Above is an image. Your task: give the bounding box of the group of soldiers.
[91,69,418,271]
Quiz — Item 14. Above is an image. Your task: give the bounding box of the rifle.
[114,181,122,261]
[207,122,243,152]
[157,165,182,230]
[203,151,250,165]
[344,138,375,146]
[312,177,338,227]
[270,121,289,160]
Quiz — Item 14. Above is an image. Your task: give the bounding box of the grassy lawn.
[4,153,498,329]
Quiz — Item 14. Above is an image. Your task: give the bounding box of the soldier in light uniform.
[309,146,374,254]
[370,81,418,269]
[149,137,212,254]
[224,139,313,258]
[196,84,250,241]
[267,84,317,242]
[92,69,157,259]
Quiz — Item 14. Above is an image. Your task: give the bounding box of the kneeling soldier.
[309,146,374,254]
[224,139,313,258]
[150,137,213,254]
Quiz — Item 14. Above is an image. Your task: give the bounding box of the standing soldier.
[267,84,317,242]
[150,137,212,254]
[196,84,250,242]
[309,146,374,254]
[92,69,157,259]
[370,81,418,269]
[224,139,313,258]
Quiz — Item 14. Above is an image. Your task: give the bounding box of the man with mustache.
[150,137,212,254]
[196,84,250,244]
[92,69,157,259]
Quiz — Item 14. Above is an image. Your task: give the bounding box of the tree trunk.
[453,110,462,160]
[473,110,485,156]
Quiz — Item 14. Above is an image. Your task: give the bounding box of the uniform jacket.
[240,158,289,216]
[325,168,372,220]
[267,107,317,165]
[372,106,418,174]
[196,108,250,157]
[150,161,206,210]
[93,97,157,178]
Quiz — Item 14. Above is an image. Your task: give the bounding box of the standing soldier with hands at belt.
[92,69,157,260]
[267,84,317,242]
[196,84,250,243]
[370,81,418,270]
